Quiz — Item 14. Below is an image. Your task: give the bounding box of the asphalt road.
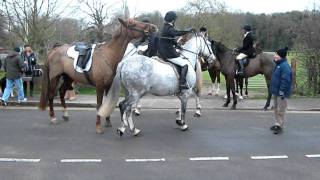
[0,108,319,180]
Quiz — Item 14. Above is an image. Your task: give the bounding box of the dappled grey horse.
[98,33,216,136]
[124,42,204,117]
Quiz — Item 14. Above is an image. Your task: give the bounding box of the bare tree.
[80,0,120,43]
[2,0,63,60]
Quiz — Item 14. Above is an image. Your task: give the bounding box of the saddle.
[242,51,258,67]
[74,42,92,69]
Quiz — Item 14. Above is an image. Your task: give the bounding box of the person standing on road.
[0,47,26,106]
[270,47,292,134]
[22,45,37,97]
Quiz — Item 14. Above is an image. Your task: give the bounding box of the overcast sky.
[127,0,314,16]
[66,0,316,19]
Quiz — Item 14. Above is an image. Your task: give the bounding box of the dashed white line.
[125,158,166,162]
[305,154,320,158]
[251,155,288,160]
[189,157,229,161]
[60,159,102,163]
[0,158,40,163]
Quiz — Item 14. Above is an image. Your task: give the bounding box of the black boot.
[180,65,189,90]
[237,59,245,76]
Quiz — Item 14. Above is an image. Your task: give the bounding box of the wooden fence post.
[291,58,297,94]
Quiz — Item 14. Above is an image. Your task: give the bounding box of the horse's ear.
[118,18,127,28]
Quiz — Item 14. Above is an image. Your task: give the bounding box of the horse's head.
[180,33,217,67]
[118,18,158,40]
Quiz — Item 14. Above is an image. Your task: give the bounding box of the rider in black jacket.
[236,25,255,76]
[158,11,192,90]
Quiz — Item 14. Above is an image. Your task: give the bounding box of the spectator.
[22,45,37,97]
[270,47,292,134]
[0,47,26,106]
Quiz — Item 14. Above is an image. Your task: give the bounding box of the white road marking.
[305,154,320,158]
[60,159,102,163]
[251,155,288,160]
[189,157,229,161]
[0,158,40,162]
[125,158,165,162]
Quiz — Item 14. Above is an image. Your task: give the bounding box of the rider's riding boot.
[180,65,189,90]
[237,59,245,76]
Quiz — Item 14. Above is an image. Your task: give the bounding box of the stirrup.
[180,84,190,90]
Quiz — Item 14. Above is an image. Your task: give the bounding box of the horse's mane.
[179,33,193,45]
[212,40,231,53]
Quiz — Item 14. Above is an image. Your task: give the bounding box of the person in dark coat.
[0,47,26,106]
[236,25,255,76]
[158,11,193,90]
[270,47,292,134]
[22,45,37,97]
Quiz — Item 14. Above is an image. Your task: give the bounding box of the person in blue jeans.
[0,47,26,106]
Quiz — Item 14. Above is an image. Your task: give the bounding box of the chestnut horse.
[39,18,157,134]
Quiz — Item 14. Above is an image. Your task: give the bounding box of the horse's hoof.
[133,128,142,136]
[134,110,141,116]
[180,124,189,131]
[231,105,236,110]
[117,129,124,137]
[194,112,201,117]
[176,120,184,126]
[223,103,228,107]
[208,93,213,96]
[263,107,268,111]
[105,122,112,127]
[96,126,104,134]
[50,117,58,125]
[117,127,125,137]
[62,116,69,121]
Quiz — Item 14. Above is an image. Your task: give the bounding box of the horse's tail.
[194,59,203,96]
[39,63,49,111]
[98,63,122,118]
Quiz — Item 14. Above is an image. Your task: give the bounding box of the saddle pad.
[67,44,96,73]
[151,57,180,78]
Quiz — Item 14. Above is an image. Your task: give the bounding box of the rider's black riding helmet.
[164,11,177,22]
[243,25,251,32]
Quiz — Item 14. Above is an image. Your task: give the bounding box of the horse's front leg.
[230,76,237,110]
[176,94,189,131]
[223,76,231,107]
[96,87,104,134]
[263,83,272,111]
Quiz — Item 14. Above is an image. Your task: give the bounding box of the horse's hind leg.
[60,76,73,121]
[49,77,59,124]
[176,94,189,131]
[133,99,142,116]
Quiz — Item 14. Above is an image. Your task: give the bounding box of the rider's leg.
[180,65,189,89]
[236,53,247,76]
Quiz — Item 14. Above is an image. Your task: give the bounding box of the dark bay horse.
[211,40,275,110]
[39,18,157,134]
